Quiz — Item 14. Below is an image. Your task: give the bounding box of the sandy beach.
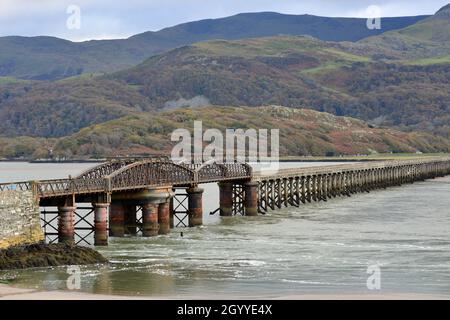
[1,284,449,300]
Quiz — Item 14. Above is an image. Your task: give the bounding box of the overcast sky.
[0,0,448,41]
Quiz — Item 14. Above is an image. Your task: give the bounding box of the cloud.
[0,0,62,18]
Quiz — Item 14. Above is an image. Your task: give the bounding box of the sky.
[0,0,448,41]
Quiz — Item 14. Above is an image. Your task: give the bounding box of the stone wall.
[0,190,44,249]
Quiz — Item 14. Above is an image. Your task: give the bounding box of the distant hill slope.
[0,12,428,80]
[1,106,448,159]
[112,36,449,137]
[0,34,448,138]
[0,6,448,141]
[349,4,450,59]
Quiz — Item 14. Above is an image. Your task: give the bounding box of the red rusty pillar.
[58,206,76,244]
[169,196,175,229]
[244,181,258,216]
[187,186,204,227]
[93,203,109,246]
[158,202,170,235]
[219,182,233,216]
[142,203,159,237]
[111,186,174,237]
[109,202,125,237]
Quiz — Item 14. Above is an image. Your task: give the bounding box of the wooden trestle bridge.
[1,156,449,246]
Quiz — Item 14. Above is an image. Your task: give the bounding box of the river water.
[1,162,449,297]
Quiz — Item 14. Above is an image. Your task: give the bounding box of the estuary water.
[1,162,450,297]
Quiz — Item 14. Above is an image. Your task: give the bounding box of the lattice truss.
[172,188,189,227]
[232,184,245,216]
[40,204,96,245]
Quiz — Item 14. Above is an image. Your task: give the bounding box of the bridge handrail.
[0,181,32,192]
[105,159,197,190]
[34,177,106,197]
[1,157,448,198]
[76,160,134,179]
[194,162,253,182]
[253,157,450,179]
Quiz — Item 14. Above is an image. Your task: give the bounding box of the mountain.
[112,34,449,137]
[132,12,428,43]
[1,106,448,160]
[0,31,448,138]
[0,77,152,137]
[349,4,450,59]
[0,12,428,80]
[0,36,375,137]
[0,5,448,155]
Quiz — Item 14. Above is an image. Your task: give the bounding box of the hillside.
[0,33,448,138]
[1,106,448,160]
[0,77,152,137]
[0,13,427,80]
[113,34,449,137]
[0,5,448,145]
[349,4,450,59]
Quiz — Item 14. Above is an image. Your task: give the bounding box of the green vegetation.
[0,5,448,160]
[47,106,450,157]
[282,153,450,161]
[356,5,450,59]
[1,106,448,159]
[0,243,108,270]
[0,136,56,159]
[0,77,30,84]
[403,55,450,65]
[1,24,449,138]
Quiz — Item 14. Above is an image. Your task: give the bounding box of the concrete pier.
[109,202,125,237]
[158,202,170,235]
[57,206,76,244]
[187,187,204,226]
[169,197,175,229]
[111,186,174,237]
[93,203,109,246]
[244,182,258,216]
[142,203,159,237]
[219,182,233,216]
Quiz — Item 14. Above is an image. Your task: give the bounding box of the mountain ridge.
[0,12,429,80]
[352,4,450,59]
[0,5,449,159]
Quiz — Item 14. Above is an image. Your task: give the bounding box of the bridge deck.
[253,158,450,180]
[0,157,448,199]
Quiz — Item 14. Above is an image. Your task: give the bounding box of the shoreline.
[1,153,448,164]
[1,284,449,300]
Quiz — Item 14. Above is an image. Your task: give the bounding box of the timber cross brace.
[1,157,449,246]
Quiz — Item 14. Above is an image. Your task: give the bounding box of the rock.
[0,243,108,270]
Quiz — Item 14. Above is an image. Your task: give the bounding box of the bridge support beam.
[109,202,125,237]
[169,196,175,229]
[158,202,171,235]
[142,203,159,237]
[111,186,174,237]
[219,182,233,216]
[187,187,204,227]
[93,203,109,246]
[244,181,258,216]
[58,206,76,244]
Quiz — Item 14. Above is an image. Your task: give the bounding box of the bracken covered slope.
[1,106,447,159]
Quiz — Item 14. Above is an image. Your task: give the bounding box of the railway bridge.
[1,156,449,246]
